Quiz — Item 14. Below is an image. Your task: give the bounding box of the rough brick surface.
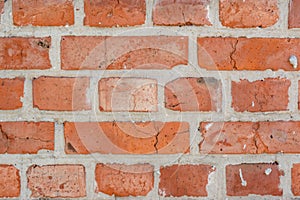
[99,78,157,112]
[153,0,211,26]
[13,0,74,26]
[226,163,283,196]
[219,0,279,28]
[84,0,146,27]
[200,121,300,154]
[0,1,4,18]
[0,122,54,154]
[289,0,300,28]
[0,78,24,110]
[297,81,300,109]
[27,165,86,198]
[159,164,214,197]
[231,78,290,112]
[95,163,153,197]
[0,37,51,70]
[64,121,190,154]
[0,165,20,198]
[165,77,222,111]
[61,36,188,70]
[198,38,300,71]
[33,77,90,111]
[292,163,300,195]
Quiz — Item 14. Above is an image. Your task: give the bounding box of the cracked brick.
[199,121,300,154]
[64,121,189,154]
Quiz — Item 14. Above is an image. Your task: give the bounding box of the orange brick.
[198,37,300,71]
[232,78,290,112]
[200,121,300,154]
[99,78,157,112]
[226,163,283,196]
[64,121,190,154]
[95,163,153,196]
[33,77,90,111]
[0,37,51,70]
[159,164,214,197]
[153,0,211,26]
[0,165,20,198]
[61,36,188,70]
[292,163,300,195]
[220,0,279,28]
[0,122,54,154]
[84,0,146,27]
[289,0,300,28]
[165,77,222,111]
[27,165,86,198]
[13,0,74,26]
[0,78,24,110]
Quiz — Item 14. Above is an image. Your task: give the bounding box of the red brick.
[95,163,153,196]
[0,37,51,70]
[200,121,300,154]
[99,78,157,112]
[0,1,4,19]
[220,0,279,28]
[0,78,24,110]
[84,0,145,27]
[0,165,20,198]
[13,0,74,26]
[153,0,211,26]
[292,163,300,195]
[165,77,222,111]
[198,37,300,71]
[33,77,90,111]
[61,36,188,70]
[297,81,300,109]
[289,0,300,28]
[64,121,189,154]
[159,164,214,197]
[232,78,290,112]
[226,163,283,196]
[27,164,86,198]
[0,122,54,154]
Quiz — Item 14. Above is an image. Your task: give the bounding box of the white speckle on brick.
[205,123,213,131]
[239,168,247,187]
[158,188,166,197]
[265,168,272,175]
[243,144,246,149]
[251,101,255,107]
[289,55,298,69]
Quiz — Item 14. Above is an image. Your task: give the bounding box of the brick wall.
[1,0,300,199]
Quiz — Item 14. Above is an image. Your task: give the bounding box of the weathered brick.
[0,78,24,110]
[232,78,290,112]
[226,163,283,196]
[165,77,222,111]
[289,0,300,28]
[153,0,211,26]
[198,37,300,71]
[0,122,54,154]
[61,36,188,70]
[95,163,153,197]
[33,77,90,111]
[219,0,279,28]
[0,1,4,19]
[292,163,300,195]
[84,0,146,27]
[27,164,86,198]
[13,0,74,26]
[0,165,20,198]
[200,121,300,154]
[159,164,214,197]
[0,37,51,70]
[99,78,157,112]
[64,121,189,154]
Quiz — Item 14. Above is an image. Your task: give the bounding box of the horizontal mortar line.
[0,69,299,80]
[0,154,296,165]
[1,26,300,37]
[0,112,299,122]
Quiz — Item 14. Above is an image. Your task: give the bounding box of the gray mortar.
[0,0,299,199]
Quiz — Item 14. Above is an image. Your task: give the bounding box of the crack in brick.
[229,39,239,70]
[252,122,269,153]
[0,125,8,153]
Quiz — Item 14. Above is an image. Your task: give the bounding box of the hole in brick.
[37,40,50,49]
